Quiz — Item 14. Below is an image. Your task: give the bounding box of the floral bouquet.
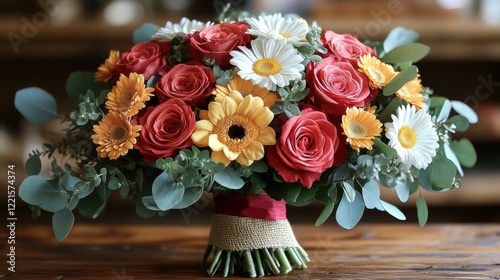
[15,6,477,278]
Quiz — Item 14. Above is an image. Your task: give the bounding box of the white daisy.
[229,38,305,91]
[384,104,439,170]
[152,17,213,42]
[246,13,309,46]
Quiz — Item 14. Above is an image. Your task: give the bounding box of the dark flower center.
[228,125,245,140]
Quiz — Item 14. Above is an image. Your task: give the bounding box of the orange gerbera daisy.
[105,73,154,117]
[214,74,280,108]
[396,77,426,110]
[341,106,382,153]
[91,111,141,160]
[95,50,120,82]
[358,54,396,89]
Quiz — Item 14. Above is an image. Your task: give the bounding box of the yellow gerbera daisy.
[341,106,382,153]
[358,54,396,89]
[105,73,154,117]
[91,111,141,160]
[191,90,276,166]
[95,50,120,82]
[214,74,280,108]
[396,77,426,110]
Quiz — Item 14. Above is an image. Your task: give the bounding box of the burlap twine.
[208,214,299,251]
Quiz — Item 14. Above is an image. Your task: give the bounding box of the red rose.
[321,30,376,65]
[135,99,195,162]
[266,108,340,188]
[115,41,170,81]
[307,56,374,118]
[188,22,251,68]
[155,62,215,107]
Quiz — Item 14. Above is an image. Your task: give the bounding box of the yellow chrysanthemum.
[341,106,382,153]
[191,90,276,166]
[105,73,154,117]
[91,111,141,160]
[396,77,426,110]
[95,50,120,82]
[358,54,396,89]
[214,74,280,108]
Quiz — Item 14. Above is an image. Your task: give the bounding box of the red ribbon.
[213,193,287,221]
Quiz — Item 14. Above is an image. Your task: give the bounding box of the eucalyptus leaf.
[428,154,457,189]
[341,181,356,203]
[381,43,430,64]
[67,195,79,211]
[19,175,60,205]
[416,194,428,226]
[335,191,364,230]
[65,71,110,104]
[447,115,469,132]
[435,99,452,122]
[450,139,477,168]
[444,143,464,177]
[135,194,157,218]
[380,200,406,220]
[59,173,81,191]
[373,138,397,158]
[172,186,203,209]
[77,191,105,218]
[383,65,417,96]
[383,27,419,52]
[214,167,244,189]
[152,172,185,211]
[362,180,383,210]
[15,87,57,124]
[52,208,74,241]
[451,100,478,124]
[395,180,410,203]
[25,154,42,176]
[315,202,334,226]
[38,189,68,213]
[141,195,161,211]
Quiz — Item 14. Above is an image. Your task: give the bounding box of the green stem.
[262,248,280,275]
[244,250,257,278]
[291,247,307,269]
[207,248,222,277]
[274,248,292,274]
[223,250,231,277]
[286,247,302,269]
[253,249,265,277]
[297,246,310,262]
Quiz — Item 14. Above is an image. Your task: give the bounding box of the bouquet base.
[203,213,309,278]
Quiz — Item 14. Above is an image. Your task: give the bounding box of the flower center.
[253,58,281,77]
[348,121,368,138]
[228,124,245,140]
[111,126,127,142]
[398,125,417,149]
[367,67,385,83]
[279,32,291,39]
[214,114,258,153]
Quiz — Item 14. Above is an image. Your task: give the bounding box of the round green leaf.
[214,167,244,189]
[383,27,419,52]
[59,173,82,191]
[362,180,383,210]
[52,208,75,241]
[38,189,68,213]
[25,154,42,176]
[451,100,478,124]
[447,115,469,132]
[450,139,477,168]
[15,87,57,125]
[152,172,184,211]
[172,186,203,209]
[429,154,457,189]
[380,200,406,220]
[65,71,110,103]
[135,194,157,218]
[335,191,364,230]
[19,175,60,205]
[381,43,430,64]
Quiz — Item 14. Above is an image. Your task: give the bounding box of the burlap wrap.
[208,214,299,251]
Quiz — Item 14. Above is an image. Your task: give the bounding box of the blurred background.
[1,0,499,225]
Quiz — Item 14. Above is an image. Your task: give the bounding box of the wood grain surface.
[4,223,500,279]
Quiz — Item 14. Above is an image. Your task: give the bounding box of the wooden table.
[7,223,500,279]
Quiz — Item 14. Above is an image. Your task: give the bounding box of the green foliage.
[14,87,57,125]
[383,65,417,96]
[383,27,419,53]
[416,194,428,226]
[271,80,309,118]
[65,71,110,104]
[52,208,74,241]
[213,66,233,85]
[133,23,158,43]
[69,90,102,125]
[381,43,430,64]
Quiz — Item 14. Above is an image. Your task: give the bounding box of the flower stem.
[253,249,265,277]
[274,247,292,274]
[243,250,257,278]
[286,247,302,269]
[223,250,231,277]
[201,244,213,266]
[207,247,222,277]
[262,248,280,275]
[297,245,310,262]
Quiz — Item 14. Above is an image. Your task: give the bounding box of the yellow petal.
[211,151,231,166]
[221,96,238,117]
[208,102,225,125]
[236,153,253,166]
[228,90,244,105]
[237,95,256,117]
[243,141,264,161]
[257,127,277,145]
[223,146,240,161]
[252,107,274,128]
[195,120,214,132]
[191,130,210,147]
[208,134,225,151]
